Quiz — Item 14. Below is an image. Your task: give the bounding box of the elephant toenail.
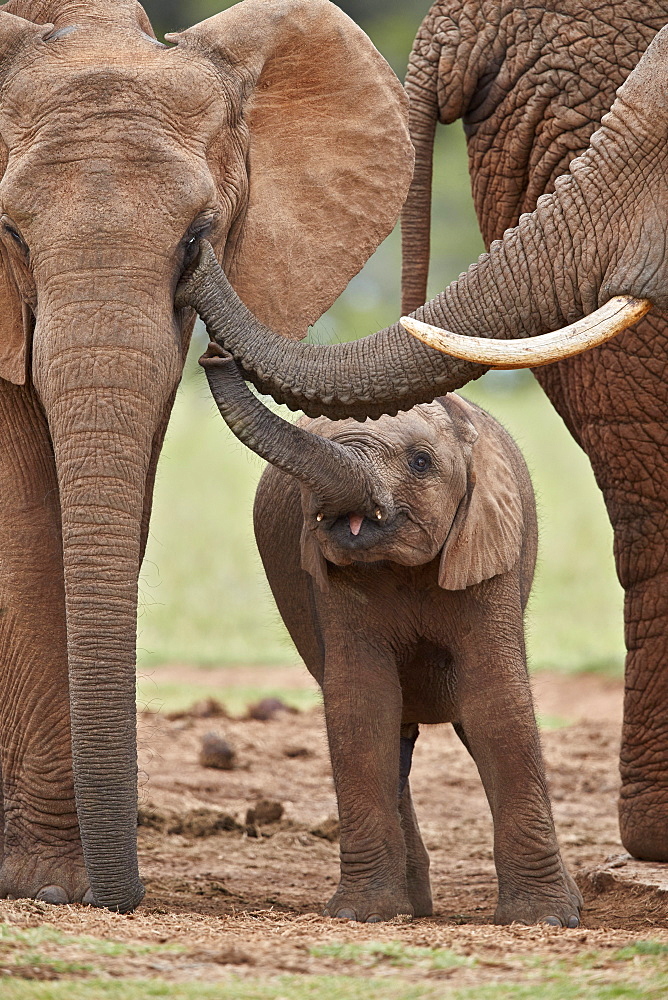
[543,916,561,926]
[82,889,97,906]
[568,915,580,928]
[334,908,357,920]
[366,914,383,923]
[36,885,68,905]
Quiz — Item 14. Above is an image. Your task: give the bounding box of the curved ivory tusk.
[400,296,652,369]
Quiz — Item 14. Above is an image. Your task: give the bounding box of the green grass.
[0,980,439,1000]
[3,934,668,999]
[3,969,668,1000]
[0,924,184,987]
[310,941,470,970]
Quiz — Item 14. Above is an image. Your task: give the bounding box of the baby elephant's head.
[299,394,525,591]
[200,346,525,593]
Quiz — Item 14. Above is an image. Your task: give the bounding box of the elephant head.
[0,0,412,912]
[176,20,668,419]
[201,343,527,597]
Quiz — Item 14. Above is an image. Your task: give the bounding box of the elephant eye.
[409,451,432,475]
[1,217,27,253]
[181,216,215,271]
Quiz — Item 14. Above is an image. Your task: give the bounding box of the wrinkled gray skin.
[178,10,668,863]
[201,345,582,926]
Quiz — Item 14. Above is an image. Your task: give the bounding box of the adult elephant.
[0,0,413,912]
[179,8,668,864]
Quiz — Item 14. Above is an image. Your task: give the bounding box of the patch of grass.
[3,970,668,1000]
[0,924,182,960]
[536,713,573,731]
[455,982,667,1000]
[0,976,442,999]
[309,940,470,970]
[614,941,668,960]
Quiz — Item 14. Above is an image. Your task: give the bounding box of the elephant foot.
[495,866,582,928]
[0,851,91,905]
[620,795,668,861]
[324,886,414,923]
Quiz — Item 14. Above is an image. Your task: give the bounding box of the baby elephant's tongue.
[348,513,364,536]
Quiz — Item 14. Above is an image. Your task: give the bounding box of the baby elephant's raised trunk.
[200,344,387,519]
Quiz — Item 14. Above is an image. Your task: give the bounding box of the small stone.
[199,732,236,770]
[310,817,340,842]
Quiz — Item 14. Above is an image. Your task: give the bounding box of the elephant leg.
[619,569,668,859]
[0,380,87,903]
[455,598,581,927]
[535,326,668,860]
[399,778,432,917]
[321,637,412,923]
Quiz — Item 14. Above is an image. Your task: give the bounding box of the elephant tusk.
[399,296,652,369]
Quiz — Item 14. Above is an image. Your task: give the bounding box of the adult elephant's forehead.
[0,36,232,149]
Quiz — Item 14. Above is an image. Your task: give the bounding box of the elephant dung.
[578,855,668,919]
[198,732,237,770]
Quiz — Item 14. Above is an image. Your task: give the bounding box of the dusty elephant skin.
[179,6,668,864]
[0,0,413,912]
[202,347,582,927]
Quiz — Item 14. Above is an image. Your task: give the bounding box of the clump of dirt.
[247,697,298,721]
[166,696,228,721]
[138,804,241,837]
[198,732,236,770]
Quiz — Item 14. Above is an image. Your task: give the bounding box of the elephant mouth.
[316,510,406,559]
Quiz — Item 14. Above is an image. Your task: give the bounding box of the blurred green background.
[136,0,624,698]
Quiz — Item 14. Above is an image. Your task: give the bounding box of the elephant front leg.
[321,638,412,923]
[619,570,668,860]
[0,381,87,904]
[455,597,581,927]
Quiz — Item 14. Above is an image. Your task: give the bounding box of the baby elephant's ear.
[438,408,524,591]
[300,522,329,593]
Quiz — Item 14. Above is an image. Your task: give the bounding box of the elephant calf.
[202,344,581,927]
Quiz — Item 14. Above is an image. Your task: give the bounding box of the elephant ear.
[0,12,54,384]
[169,0,413,339]
[438,395,524,591]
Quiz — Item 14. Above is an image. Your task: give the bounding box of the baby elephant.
[201,343,581,928]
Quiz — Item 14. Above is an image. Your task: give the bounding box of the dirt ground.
[2,666,668,992]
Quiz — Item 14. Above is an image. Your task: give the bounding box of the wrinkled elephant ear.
[438,395,524,591]
[168,0,413,339]
[0,12,54,384]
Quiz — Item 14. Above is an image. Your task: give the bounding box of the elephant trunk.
[31,286,184,912]
[401,21,440,315]
[177,171,608,422]
[201,346,384,516]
